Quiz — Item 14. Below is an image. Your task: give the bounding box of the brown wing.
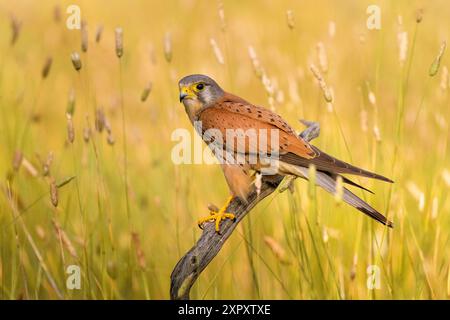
[280,146,393,183]
[196,93,316,159]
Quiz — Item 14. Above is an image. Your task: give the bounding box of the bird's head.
[178,74,224,120]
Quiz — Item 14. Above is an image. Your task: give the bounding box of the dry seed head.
[164,32,172,63]
[288,77,301,104]
[263,236,290,264]
[373,125,381,142]
[66,113,75,143]
[35,225,46,240]
[429,41,446,77]
[52,219,78,258]
[322,227,329,243]
[350,253,358,280]
[107,133,115,145]
[310,64,333,102]
[67,88,76,115]
[22,157,38,177]
[50,178,58,207]
[141,82,153,102]
[210,38,224,65]
[43,152,54,177]
[12,150,23,171]
[360,109,368,132]
[248,46,263,78]
[115,27,124,58]
[440,66,449,90]
[70,52,82,71]
[10,15,21,46]
[431,196,439,220]
[368,91,376,106]
[83,126,91,143]
[397,17,408,66]
[107,261,118,279]
[328,21,336,38]
[95,24,103,43]
[217,0,226,31]
[416,8,423,23]
[442,169,450,187]
[286,10,295,29]
[81,20,88,52]
[95,108,106,132]
[104,116,112,134]
[41,56,53,79]
[316,42,328,73]
[53,5,61,23]
[131,232,146,269]
[406,181,425,211]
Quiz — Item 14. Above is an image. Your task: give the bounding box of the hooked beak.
[179,92,188,102]
[179,86,192,102]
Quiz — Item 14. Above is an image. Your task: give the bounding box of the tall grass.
[0,1,448,300]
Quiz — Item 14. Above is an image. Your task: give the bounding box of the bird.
[178,74,393,233]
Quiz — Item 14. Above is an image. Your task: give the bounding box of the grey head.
[178,74,225,112]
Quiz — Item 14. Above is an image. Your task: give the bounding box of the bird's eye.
[196,83,205,90]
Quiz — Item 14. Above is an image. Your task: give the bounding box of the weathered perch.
[170,120,320,300]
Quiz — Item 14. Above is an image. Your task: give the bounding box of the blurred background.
[0,0,448,299]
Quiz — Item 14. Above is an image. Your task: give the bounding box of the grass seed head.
[429,41,446,77]
[10,15,21,46]
[66,113,75,143]
[310,64,333,102]
[263,236,290,264]
[416,9,423,23]
[95,108,106,132]
[115,27,123,58]
[286,10,295,29]
[328,21,336,38]
[12,150,23,171]
[43,152,54,176]
[67,88,76,115]
[218,0,226,31]
[164,32,172,63]
[107,134,115,145]
[316,42,328,73]
[22,157,38,177]
[41,56,53,79]
[95,24,103,43]
[83,126,91,143]
[53,5,61,23]
[440,66,449,90]
[81,20,88,52]
[131,232,146,269]
[210,38,224,65]
[50,178,58,207]
[52,219,78,258]
[70,52,82,71]
[141,82,152,102]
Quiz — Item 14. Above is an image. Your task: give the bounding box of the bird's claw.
[197,196,235,233]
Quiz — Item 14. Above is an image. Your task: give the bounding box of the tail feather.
[286,164,393,228]
[325,173,374,194]
[281,146,394,183]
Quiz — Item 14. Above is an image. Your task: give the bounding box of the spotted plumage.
[178,74,393,231]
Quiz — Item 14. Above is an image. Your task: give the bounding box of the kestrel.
[178,74,393,232]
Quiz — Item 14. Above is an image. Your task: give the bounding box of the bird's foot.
[198,196,236,233]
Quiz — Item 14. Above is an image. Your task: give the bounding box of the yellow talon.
[197,196,235,233]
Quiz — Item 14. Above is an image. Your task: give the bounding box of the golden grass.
[0,0,449,299]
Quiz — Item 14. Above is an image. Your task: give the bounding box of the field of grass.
[0,0,449,300]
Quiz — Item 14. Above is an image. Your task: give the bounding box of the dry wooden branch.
[170,120,320,300]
